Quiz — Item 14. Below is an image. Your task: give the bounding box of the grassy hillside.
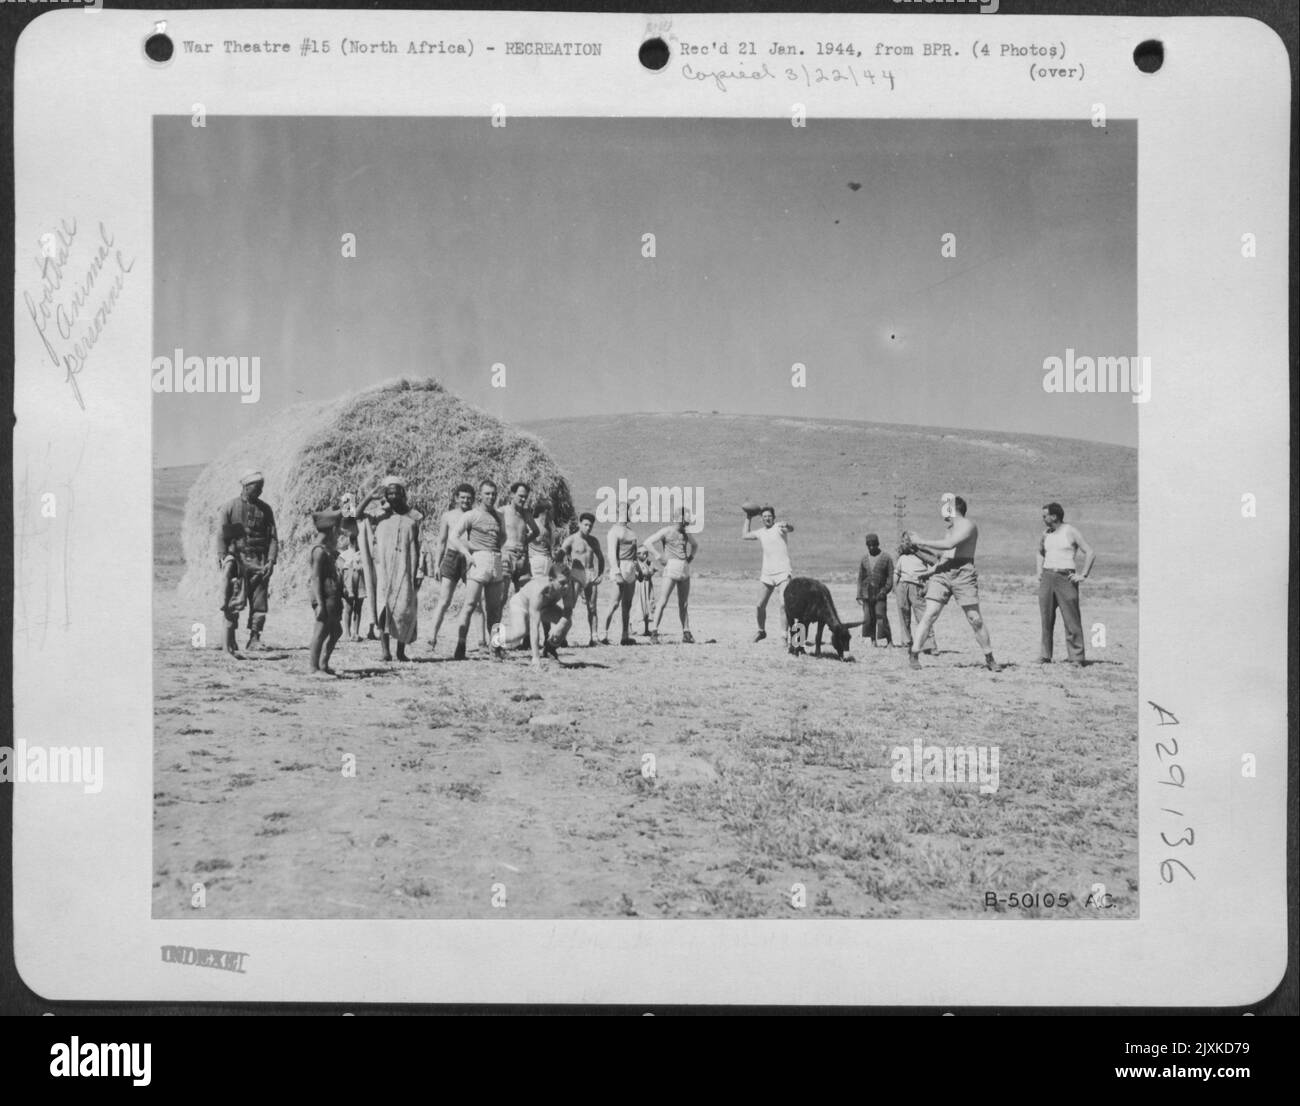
[522,413,1136,578]
[157,414,1136,582]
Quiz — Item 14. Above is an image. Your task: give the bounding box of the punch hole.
[145,31,175,64]
[1133,40,1163,73]
[639,37,670,71]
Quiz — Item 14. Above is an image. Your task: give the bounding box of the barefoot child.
[309,510,344,676]
[219,523,247,657]
[635,545,658,635]
[337,530,366,642]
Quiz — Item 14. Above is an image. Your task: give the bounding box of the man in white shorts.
[451,479,509,661]
[602,503,639,645]
[742,506,794,643]
[645,510,699,643]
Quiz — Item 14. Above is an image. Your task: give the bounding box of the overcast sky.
[154,116,1136,466]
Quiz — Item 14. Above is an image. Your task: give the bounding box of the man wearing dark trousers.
[1036,502,1095,666]
[856,532,894,647]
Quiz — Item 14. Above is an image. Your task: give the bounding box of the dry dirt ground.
[153,571,1138,920]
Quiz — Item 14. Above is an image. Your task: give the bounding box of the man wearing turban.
[214,470,279,650]
[357,477,421,662]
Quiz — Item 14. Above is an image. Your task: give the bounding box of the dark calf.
[783,577,862,660]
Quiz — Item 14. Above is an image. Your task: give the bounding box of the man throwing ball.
[741,504,794,643]
[905,494,1003,672]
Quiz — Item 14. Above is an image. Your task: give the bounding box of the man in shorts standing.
[426,482,482,653]
[602,502,639,645]
[557,512,605,646]
[645,511,699,644]
[451,479,509,661]
[905,495,1002,672]
[742,506,794,643]
[501,481,538,600]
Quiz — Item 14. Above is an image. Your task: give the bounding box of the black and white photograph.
[9,6,1291,1013]
[151,115,1140,920]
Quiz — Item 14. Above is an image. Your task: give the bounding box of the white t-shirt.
[754,525,792,577]
[896,552,930,585]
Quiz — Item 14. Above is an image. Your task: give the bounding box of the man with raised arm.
[905,494,1002,672]
[742,506,794,643]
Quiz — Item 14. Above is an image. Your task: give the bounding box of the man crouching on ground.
[495,554,576,668]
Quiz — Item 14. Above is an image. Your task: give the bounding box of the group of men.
[214,472,705,671]
[213,471,1097,673]
[742,494,1096,672]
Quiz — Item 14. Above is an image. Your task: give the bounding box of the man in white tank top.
[645,510,699,643]
[1036,501,1095,665]
[742,506,794,643]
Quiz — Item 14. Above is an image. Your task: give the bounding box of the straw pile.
[177,378,574,605]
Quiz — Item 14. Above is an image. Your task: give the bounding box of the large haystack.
[178,378,573,605]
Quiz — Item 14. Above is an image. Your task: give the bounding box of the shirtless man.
[528,498,557,578]
[501,482,539,599]
[557,512,605,645]
[451,479,509,661]
[426,483,486,653]
[495,557,577,668]
[602,503,639,645]
[742,506,794,643]
[905,494,1003,672]
[645,511,699,644]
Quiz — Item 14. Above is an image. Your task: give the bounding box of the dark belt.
[933,557,973,572]
[1048,568,1075,575]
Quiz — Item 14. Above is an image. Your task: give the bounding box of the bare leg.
[677,577,692,634]
[484,579,507,635]
[322,621,343,672]
[908,599,946,666]
[309,617,329,671]
[962,603,995,653]
[428,576,458,647]
[621,580,636,642]
[604,592,619,635]
[755,581,774,634]
[454,578,485,659]
[653,577,676,632]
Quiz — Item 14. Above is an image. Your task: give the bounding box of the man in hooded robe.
[358,477,421,661]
